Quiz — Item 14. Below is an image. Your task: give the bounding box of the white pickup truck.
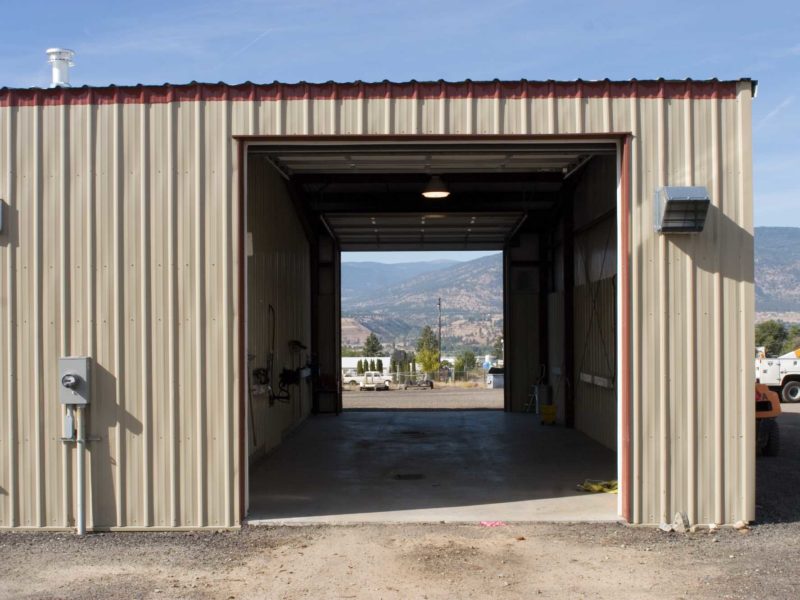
[755,346,800,403]
[343,371,392,391]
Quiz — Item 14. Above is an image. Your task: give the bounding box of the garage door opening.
[341,249,504,411]
[243,138,622,523]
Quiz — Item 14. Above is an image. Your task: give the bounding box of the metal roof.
[0,78,756,106]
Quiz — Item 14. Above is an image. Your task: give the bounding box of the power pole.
[437,297,442,377]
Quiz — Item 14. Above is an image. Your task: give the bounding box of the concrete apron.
[247,411,618,524]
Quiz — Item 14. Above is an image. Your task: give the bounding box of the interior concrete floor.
[248,410,618,524]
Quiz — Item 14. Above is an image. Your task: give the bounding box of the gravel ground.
[1,522,798,599]
[342,387,504,410]
[1,403,798,599]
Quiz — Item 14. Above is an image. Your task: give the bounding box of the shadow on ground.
[756,407,800,524]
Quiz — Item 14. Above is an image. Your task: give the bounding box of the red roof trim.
[0,79,746,107]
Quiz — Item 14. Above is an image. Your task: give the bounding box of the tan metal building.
[0,79,755,529]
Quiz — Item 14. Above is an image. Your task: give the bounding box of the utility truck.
[755,346,800,403]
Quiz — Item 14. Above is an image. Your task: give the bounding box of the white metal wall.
[0,80,754,527]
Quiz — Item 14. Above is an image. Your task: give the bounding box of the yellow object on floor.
[540,404,557,425]
[577,479,618,494]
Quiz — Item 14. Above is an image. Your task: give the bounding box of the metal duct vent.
[655,186,710,233]
[46,48,75,88]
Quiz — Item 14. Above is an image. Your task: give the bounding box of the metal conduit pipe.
[59,357,92,536]
[76,406,86,536]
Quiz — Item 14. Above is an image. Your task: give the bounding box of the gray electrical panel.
[59,357,91,405]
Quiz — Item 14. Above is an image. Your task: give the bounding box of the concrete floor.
[248,409,618,524]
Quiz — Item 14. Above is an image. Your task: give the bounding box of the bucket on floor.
[533,384,551,414]
[540,404,557,425]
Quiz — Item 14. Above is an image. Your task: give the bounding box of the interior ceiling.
[322,212,526,250]
[250,141,616,250]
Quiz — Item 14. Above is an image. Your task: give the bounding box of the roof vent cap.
[46,48,75,88]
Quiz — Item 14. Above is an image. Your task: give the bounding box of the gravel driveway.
[1,405,798,599]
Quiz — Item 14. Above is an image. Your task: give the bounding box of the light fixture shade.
[422,175,450,199]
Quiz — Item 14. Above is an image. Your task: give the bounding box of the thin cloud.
[756,96,795,131]
[228,29,275,60]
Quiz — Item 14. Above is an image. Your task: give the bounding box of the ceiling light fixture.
[422,175,450,199]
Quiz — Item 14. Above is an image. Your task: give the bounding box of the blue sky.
[2,0,798,236]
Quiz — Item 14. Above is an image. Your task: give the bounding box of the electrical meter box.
[59,356,91,405]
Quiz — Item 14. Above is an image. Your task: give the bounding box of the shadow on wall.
[669,204,754,283]
[89,361,143,528]
[0,200,18,247]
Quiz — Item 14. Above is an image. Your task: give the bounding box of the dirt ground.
[1,402,799,600]
[2,521,799,599]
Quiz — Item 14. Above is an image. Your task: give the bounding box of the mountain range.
[755,227,800,314]
[341,254,503,350]
[340,226,800,349]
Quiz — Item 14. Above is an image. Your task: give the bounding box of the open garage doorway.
[242,138,623,523]
[340,249,505,411]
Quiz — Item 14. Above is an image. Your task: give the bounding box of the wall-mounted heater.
[654,186,711,233]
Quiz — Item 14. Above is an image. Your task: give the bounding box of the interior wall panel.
[547,292,566,424]
[246,157,312,460]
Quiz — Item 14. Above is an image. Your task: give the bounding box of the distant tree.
[756,320,788,357]
[454,350,477,380]
[417,325,439,353]
[463,350,477,371]
[363,333,383,356]
[376,358,384,372]
[492,336,504,359]
[369,359,376,371]
[411,360,417,375]
[783,324,800,356]
[417,347,439,376]
[341,346,363,357]
[357,359,365,375]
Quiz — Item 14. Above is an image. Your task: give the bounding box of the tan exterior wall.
[246,159,312,459]
[0,80,754,527]
[0,100,241,528]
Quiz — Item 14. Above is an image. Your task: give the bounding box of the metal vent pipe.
[46,48,75,88]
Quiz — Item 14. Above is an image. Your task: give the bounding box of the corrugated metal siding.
[0,80,753,527]
[574,278,616,450]
[621,89,755,526]
[546,292,565,423]
[571,157,617,451]
[0,100,240,528]
[246,158,312,458]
